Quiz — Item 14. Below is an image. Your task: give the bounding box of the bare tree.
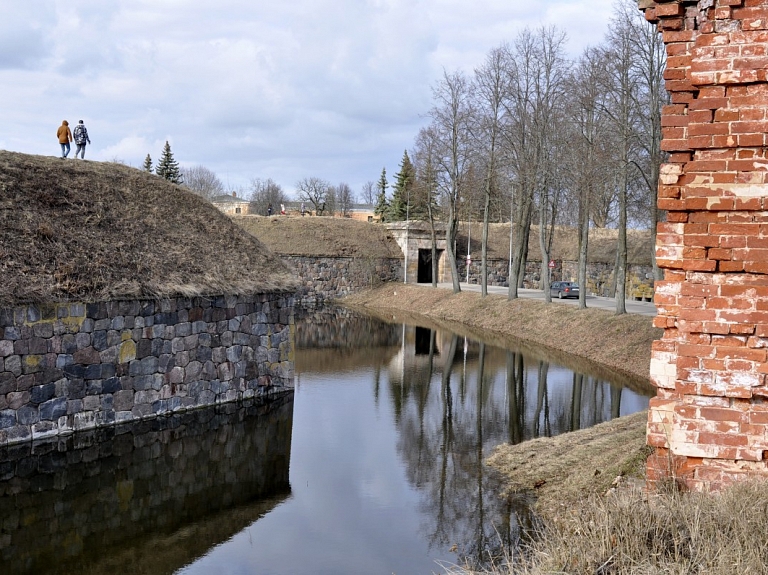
[336,182,354,216]
[602,5,641,315]
[472,46,511,297]
[325,186,338,216]
[532,29,569,304]
[568,46,613,308]
[180,165,224,200]
[501,27,567,300]
[248,178,287,216]
[428,69,474,293]
[296,177,331,216]
[625,0,666,281]
[412,126,442,287]
[361,181,376,206]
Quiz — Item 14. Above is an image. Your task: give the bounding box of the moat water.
[1,306,651,574]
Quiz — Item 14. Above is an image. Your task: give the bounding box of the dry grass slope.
[344,284,660,383]
[234,216,652,265]
[233,215,403,259]
[0,151,295,306]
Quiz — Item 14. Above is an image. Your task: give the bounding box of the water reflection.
[1,306,650,575]
[289,307,650,571]
[0,395,293,575]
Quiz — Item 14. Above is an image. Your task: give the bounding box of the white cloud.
[0,0,620,195]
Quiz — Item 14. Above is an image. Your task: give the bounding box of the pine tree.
[374,167,389,222]
[142,154,153,173]
[155,141,183,184]
[389,150,416,221]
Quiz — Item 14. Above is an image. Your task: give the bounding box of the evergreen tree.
[374,167,389,222]
[389,150,416,221]
[155,141,183,184]
[142,154,153,173]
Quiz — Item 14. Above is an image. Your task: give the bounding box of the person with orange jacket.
[57,120,73,158]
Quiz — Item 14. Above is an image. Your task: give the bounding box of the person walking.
[72,120,91,159]
[57,120,73,158]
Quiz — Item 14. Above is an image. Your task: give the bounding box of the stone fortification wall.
[284,256,402,305]
[457,259,654,297]
[0,397,292,574]
[0,294,294,445]
[640,0,768,490]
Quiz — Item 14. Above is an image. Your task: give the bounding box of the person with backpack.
[73,120,91,159]
[56,120,73,158]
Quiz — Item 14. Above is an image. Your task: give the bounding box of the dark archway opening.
[417,249,442,283]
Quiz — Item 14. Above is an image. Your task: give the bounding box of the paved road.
[434,282,658,317]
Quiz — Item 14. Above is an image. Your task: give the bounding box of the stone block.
[102,377,122,394]
[83,395,100,411]
[136,338,153,359]
[73,346,100,365]
[0,373,15,395]
[226,346,243,363]
[40,367,64,385]
[95,410,115,426]
[30,383,56,405]
[67,399,83,415]
[74,410,97,430]
[115,411,133,423]
[39,397,67,421]
[175,322,191,337]
[6,392,28,410]
[0,410,16,429]
[113,390,135,412]
[16,405,39,426]
[184,361,204,383]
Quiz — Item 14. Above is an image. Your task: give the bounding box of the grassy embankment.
[0,151,295,306]
[345,284,768,574]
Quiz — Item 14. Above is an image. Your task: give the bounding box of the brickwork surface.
[640,0,768,490]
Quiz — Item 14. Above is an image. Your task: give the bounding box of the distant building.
[211,192,250,215]
[347,203,379,222]
[281,201,378,221]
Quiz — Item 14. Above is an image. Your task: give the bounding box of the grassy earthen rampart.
[0,151,295,306]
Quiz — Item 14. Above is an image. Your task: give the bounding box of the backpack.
[74,125,86,144]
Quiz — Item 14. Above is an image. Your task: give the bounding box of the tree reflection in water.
[385,324,648,570]
[291,306,649,571]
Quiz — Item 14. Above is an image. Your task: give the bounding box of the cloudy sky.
[0,0,616,197]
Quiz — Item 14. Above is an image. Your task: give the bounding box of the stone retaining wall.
[0,294,295,445]
[284,252,653,300]
[0,396,292,574]
[457,258,654,296]
[284,256,402,305]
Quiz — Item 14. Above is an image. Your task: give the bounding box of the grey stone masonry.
[285,256,402,305]
[0,293,295,445]
[456,258,654,297]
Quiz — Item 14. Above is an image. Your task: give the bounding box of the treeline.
[382,0,666,314]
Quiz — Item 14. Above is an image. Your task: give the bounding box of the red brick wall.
[639,0,768,490]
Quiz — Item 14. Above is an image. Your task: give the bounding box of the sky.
[0,0,615,198]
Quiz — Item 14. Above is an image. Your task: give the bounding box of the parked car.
[550,281,580,299]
